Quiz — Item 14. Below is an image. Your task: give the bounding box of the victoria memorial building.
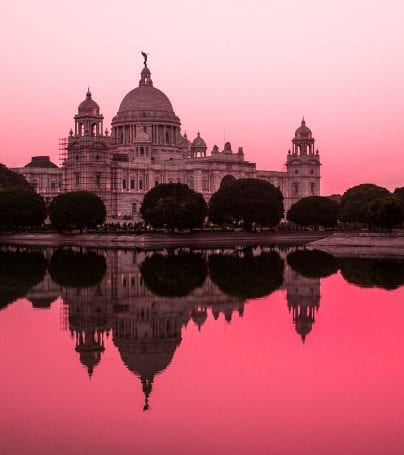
[15,59,321,221]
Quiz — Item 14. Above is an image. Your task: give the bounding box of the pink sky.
[0,0,403,195]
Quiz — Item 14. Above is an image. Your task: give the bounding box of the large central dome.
[118,85,174,114]
[113,64,179,124]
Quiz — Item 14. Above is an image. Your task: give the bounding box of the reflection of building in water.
[64,282,113,377]
[284,266,320,342]
[60,249,244,409]
[58,248,321,408]
[26,271,61,309]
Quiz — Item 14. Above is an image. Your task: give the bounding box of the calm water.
[1,246,404,455]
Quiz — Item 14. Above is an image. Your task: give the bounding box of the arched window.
[140,146,144,156]
[91,124,97,136]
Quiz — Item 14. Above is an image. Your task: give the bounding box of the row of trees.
[3,247,404,313]
[0,189,106,232]
[141,179,284,232]
[1,162,403,231]
[287,184,404,230]
[0,165,106,232]
[141,181,404,231]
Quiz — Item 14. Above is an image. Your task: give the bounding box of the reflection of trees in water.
[208,251,284,298]
[140,252,207,297]
[340,257,404,290]
[49,249,106,288]
[287,249,339,279]
[0,249,47,311]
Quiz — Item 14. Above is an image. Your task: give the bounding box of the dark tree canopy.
[0,189,46,229]
[340,257,404,290]
[368,196,404,229]
[393,187,404,205]
[287,196,339,228]
[0,250,47,311]
[287,249,339,279]
[0,164,32,190]
[140,183,207,231]
[140,252,207,297]
[48,191,106,232]
[49,249,107,288]
[340,183,390,224]
[208,251,284,298]
[208,178,284,230]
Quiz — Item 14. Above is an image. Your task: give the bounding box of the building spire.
[139,61,153,86]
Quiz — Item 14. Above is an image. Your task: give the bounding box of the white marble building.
[15,60,321,220]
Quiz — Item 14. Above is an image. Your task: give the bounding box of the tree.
[140,251,207,297]
[287,249,339,278]
[140,183,207,231]
[340,257,404,290]
[340,183,390,225]
[0,163,32,190]
[48,191,106,233]
[208,178,284,231]
[287,196,339,228]
[0,189,46,229]
[208,250,284,298]
[368,196,404,230]
[393,187,404,205]
[49,249,106,288]
[0,250,47,311]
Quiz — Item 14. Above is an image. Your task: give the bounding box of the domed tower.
[63,90,110,211]
[74,89,103,137]
[285,268,320,343]
[286,119,321,211]
[190,132,207,158]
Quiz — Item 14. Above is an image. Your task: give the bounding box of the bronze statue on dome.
[141,51,148,65]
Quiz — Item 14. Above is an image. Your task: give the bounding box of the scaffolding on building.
[59,135,113,218]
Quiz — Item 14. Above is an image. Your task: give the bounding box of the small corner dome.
[295,119,312,139]
[191,132,206,148]
[78,89,100,115]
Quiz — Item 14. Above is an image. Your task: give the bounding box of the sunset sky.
[1,0,403,195]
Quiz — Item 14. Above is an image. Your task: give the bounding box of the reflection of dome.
[78,89,100,115]
[191,132,206,148]
[75,330,105,377]
[295,119,312,139]
[114,336,180,410]
[295,321,313,343]
[191,306,208,330]
[76,347,104,377]
[30,296,57,309]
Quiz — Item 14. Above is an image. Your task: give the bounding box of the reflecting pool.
[1,246,404,455]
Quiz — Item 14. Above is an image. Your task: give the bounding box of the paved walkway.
[0,231,331,250]
[308,232,404,258]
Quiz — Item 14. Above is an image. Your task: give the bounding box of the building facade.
[15,60,321,220]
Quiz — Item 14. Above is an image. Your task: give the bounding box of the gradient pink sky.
[1,0,403,195]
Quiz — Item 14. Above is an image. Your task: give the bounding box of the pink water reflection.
[1,269,404,454]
